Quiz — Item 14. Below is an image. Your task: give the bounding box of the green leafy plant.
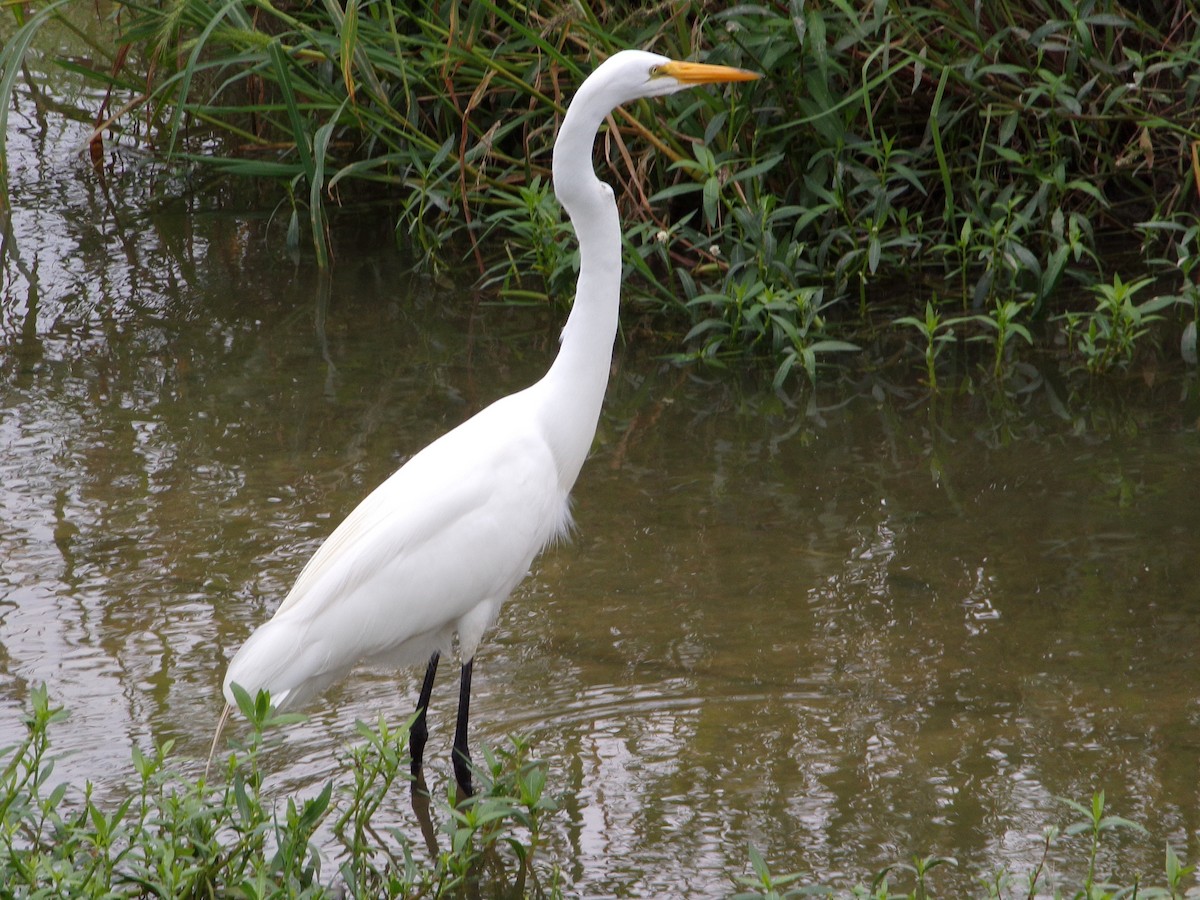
[896,300,972,391]
[2,690,1199,897]
[0,685,561,898]
[733,793,1197,898]
[1064,275,1176,373]
[4,0,1199,384]
[979,299,1034,380]
[730,844,814,899]
[1061,790,1148,896]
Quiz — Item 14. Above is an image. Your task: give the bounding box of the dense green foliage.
[3,688,1199,898]
[2,0,1198,384]
[0,685,562,898]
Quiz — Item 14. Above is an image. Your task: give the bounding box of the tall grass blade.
[309,99,349,268]
[161,0,253,159]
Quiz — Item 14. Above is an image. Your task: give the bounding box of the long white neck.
[535,83,623,491]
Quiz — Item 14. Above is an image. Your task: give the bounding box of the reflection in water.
[4,57,1200,898]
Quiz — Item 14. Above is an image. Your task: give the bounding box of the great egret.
[215,50,759,794]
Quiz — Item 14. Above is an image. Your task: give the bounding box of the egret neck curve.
[537,84,624,492]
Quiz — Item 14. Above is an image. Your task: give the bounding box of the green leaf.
[268,39,314,179]
[748,843,771,884]
[808,340,861,353]
[703,177,720,226]
[162,0,253,158]
[731,153,785,183]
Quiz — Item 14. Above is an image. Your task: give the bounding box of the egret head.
[553,49,759,224]
[581,49,760,108]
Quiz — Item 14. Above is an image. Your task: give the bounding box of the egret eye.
[648,64,661,77]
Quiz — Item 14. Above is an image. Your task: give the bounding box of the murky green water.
[4,47,1200,898]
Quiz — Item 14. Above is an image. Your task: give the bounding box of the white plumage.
[217,50,759,793]
[224,392,569,710]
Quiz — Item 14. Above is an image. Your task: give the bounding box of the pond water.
[3,44,1200,898]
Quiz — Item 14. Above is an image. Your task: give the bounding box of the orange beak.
[657,60,762,84]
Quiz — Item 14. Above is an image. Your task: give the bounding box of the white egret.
[215,50,759,794]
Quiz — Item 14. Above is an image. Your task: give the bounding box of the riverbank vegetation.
[1,0,1198,385]
[2,688,1197,898]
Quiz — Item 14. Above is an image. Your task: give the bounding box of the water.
[4,48,1200,897]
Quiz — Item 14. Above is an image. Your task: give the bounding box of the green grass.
[2,0,1198,386]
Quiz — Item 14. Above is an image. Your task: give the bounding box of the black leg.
[411,652,440,779]
[452,658,474,796]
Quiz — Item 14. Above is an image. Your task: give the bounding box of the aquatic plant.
[733,794,1194,899]
[1,688,1198,897]
[0,685,561,898]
